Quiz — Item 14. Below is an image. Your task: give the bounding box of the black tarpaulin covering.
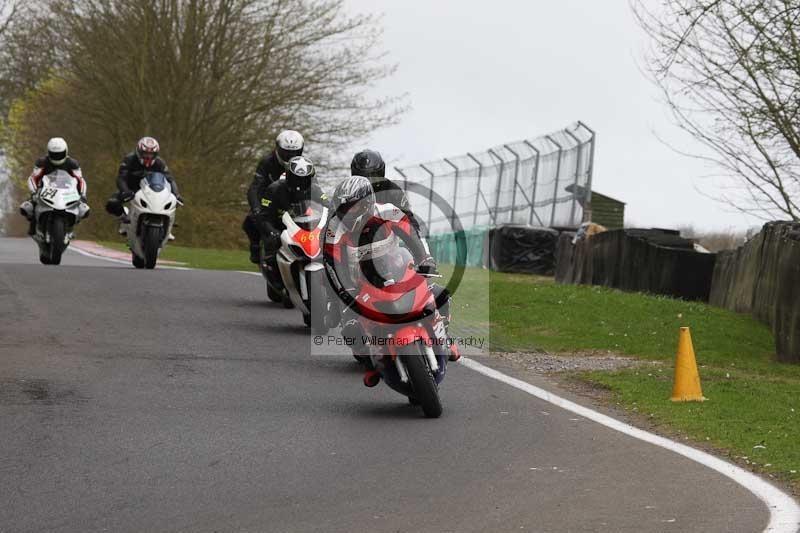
[483,225,560,275]
[710,222,800,364]
[555,228,716,302]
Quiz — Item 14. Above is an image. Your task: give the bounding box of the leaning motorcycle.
[343,244,449,418]
[261,201,330,333]
[22,170,89,265]
[122,172,179,269]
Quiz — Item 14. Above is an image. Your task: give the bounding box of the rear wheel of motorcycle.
[143,226,162,269]
[307,270,328,335]
[47,215,67,265]
[132,253,145,269]
[401,346,442,418]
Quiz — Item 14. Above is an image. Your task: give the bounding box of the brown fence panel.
[555,229,716,301]
[710,222,800,363]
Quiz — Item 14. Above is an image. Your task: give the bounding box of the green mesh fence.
[427,226,490,267]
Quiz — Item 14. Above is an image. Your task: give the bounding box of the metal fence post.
[577,121,596,222]
[564,128,582,227]
[523,140,541,226]
[444,158,459,228]
[466,152,484,226]
[545,135,563,227]
[419,164,435,235]
[394,167,408,193]
[503,144,521,224]
[488,149,505,225]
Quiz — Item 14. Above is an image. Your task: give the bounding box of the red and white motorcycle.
[262,201,330,333]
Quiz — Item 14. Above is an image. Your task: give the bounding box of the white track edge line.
[459,356,800,533]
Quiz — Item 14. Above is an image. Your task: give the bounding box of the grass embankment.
[95,242,799,489]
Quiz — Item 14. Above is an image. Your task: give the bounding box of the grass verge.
[93,241,800,490]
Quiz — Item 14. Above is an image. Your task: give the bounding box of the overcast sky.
[344,0,763,232]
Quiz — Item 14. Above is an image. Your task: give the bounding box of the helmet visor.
[337,198,372,230]
[277,147,303,167]
[138,151,156,168]
[48,151,67,165]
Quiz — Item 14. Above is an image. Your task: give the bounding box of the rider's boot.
[448,342,461,362]
[363,369,381,387]
[118,214,129,235]
[249,244,260,264]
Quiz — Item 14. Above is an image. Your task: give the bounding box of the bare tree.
[634,0,800,221]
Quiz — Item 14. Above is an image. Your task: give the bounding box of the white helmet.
[47,137,68,165]
[275,130,304,168]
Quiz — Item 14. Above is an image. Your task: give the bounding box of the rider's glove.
[176,194,185,205]
[416,256,439,275]
[119,191,134,202]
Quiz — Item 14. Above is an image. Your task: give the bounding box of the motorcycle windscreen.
[144,172,169,193]
[288,200,324,230]
[44,172,75,189]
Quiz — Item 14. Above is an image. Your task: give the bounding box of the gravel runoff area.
[492,349,654,374]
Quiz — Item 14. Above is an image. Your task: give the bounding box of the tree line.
[0,0,403,244]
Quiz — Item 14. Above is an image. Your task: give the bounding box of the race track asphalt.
[0,237,769,532]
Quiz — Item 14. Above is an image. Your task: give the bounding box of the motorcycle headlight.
[163,202,172,210]
[139,198,148,209]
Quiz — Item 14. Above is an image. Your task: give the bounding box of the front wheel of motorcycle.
[46,215,67,265]
[401,345,442,418]
[307,269,328,335]
[132,253,145,269]
[143,225,162,269]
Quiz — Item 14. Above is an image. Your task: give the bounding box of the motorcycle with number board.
[21,170,90,265]
[261,200,330,334]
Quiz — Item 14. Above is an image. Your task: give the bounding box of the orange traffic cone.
[670,327,706,402]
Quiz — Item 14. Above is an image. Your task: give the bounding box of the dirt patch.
[492,349,654,374]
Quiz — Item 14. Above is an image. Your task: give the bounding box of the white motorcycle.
[122,172,179,269]
[262,200,330,333]
[21,170,89,265]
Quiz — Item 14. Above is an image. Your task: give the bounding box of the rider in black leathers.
[350,149,425,234]
[105,137,182,218]
[243,130,305,263]
[257,155,329,288]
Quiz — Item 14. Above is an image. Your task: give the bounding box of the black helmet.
[286,156,315,191]
[350,149,385,179]
[333,176,375,231]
